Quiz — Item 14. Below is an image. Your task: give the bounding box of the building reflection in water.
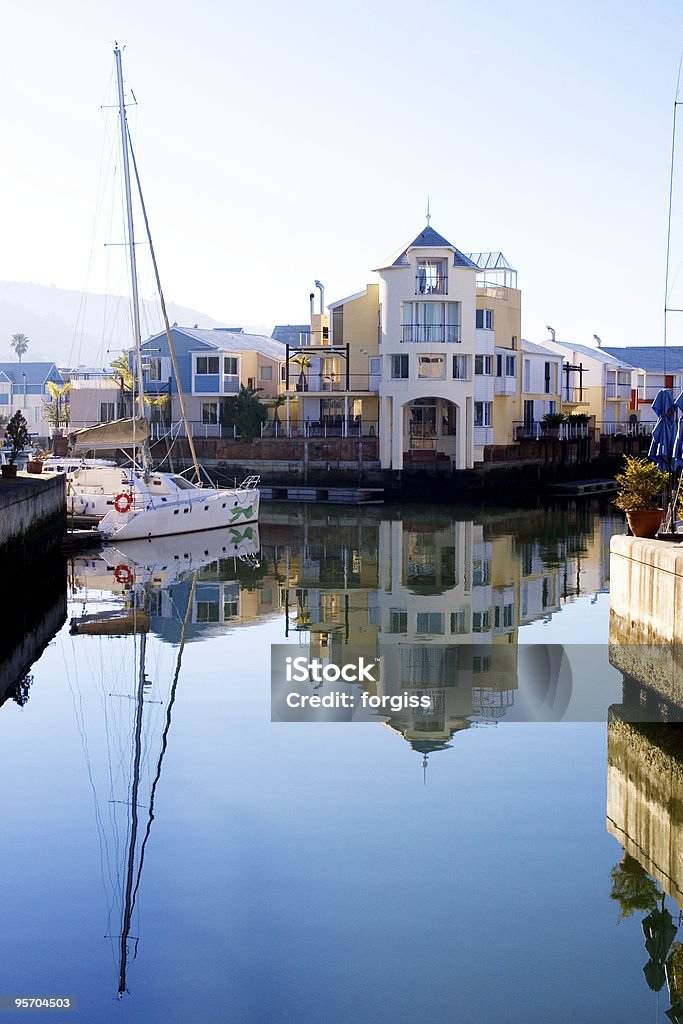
[607,707,683,1022]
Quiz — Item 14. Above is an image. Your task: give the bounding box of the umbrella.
[649,389,678,471]
[672,392,683,467]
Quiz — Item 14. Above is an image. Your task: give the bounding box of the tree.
[221,385,267,441]
[10,333,29,363]
[46,381,72,429]
[290,353,311,391]
[4,410,31,464]
[610,853,662,918]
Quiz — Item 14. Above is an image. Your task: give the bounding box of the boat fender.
[114,564,134,585]
[114,492,133,514]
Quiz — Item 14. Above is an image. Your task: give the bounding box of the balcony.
[605,383,632,400]
[494,376,517,396]
[562,388,589,405]
[401,324,461,343]
[415,273,448,295]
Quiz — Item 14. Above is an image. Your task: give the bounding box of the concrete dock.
[0,473,66,563]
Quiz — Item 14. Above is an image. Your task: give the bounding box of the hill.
[0,281,224,369]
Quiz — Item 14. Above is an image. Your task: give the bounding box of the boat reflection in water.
[67,524,261,998]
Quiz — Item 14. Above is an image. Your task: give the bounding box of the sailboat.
[65,45,259,541]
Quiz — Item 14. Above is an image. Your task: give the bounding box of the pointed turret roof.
[374,225,479,271]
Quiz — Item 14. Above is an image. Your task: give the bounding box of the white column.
[391,401,404,470]
[380,395,392,468]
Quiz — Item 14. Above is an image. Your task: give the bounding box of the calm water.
[0,503,678,1023]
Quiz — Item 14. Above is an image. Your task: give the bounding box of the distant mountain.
[0,281,225,368]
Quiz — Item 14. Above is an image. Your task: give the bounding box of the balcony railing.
[286,373,379,393]
[401,324,461,343]
[605,383,632,399]
[415,274,448,295]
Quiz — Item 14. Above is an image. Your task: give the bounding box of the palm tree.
[290,353,311,391]
[46,381,72,429]
[10,333,29,363]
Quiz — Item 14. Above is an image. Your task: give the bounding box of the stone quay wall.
[0,474,66,564]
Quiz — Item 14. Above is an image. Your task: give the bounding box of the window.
[523,359,531,393]
[472,610,491,632]
[332,307,344,345]
[388,608,407,634]
[472,558,491,586]
[196,601,220,623]
[224,357,238,375]
[260,365,273,381]
[418,355,445,379]
[474,401,492,427]
[416,612,445,635]
[475,355,492,375]
[401,302,461,343]
[280,363,287,382]
[505,355,516,377]
[147,357,162,381]
[450,610,469,634]
[453,355,468,379]
[100,402,115,421]
[476,309,494,330]
[201,402,218,425]
[496,354,503,377]
[196,356,220,375]
[391,355,409,379]
[416,258,447,295]
[248,377,255,389]
[544,361,552,394]
[369,357,381,377]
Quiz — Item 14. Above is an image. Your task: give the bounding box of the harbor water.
[0,502,676,1023]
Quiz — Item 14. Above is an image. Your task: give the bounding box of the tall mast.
[114,44,146,422]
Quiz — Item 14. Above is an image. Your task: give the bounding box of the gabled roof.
[272,325,310,347]
[0,361,62,385]
[374,225,480,271]
[602,346,683,373]
[327,288,369,310]
[142,326,287,362]
[521,338,562,359]
[545,340,628,367]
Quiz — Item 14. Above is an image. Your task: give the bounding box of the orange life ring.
[114,564,134,585]
[114,491,133,514]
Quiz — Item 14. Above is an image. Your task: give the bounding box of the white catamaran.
[63,45,259,541]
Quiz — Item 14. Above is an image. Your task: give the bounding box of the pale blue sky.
[2,0,683,350]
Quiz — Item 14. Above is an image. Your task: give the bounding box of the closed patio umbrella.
[649,389,678,471]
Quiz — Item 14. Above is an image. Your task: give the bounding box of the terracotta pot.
[626,508,664,538]
[1,464,17,479]
[26,460,43,474]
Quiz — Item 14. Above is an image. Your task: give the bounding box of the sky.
[2,0,683,351]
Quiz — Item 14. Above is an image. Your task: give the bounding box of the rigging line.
[664,55,683,373]
[130,574,198,911]
[126,128,203,484]
[118,630,147,998]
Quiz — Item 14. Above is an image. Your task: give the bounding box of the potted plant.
[26,447,48,474]
[614,456,667,538]
[541,411,566,438]
[1,410,31,479]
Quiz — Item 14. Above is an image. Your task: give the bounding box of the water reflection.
[0,553,66,707]
[0,504,623,1010]
[607,709,683,1020]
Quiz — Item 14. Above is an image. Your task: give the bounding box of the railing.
[261,418,379,439]
[596,420,654,437]
[562,388,589,403]
[605,383,631,399]
[286,373,379,393]
[401,324,461,343]
[415,274,448,295]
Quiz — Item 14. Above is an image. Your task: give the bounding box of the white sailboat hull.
[98,485,260,541]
